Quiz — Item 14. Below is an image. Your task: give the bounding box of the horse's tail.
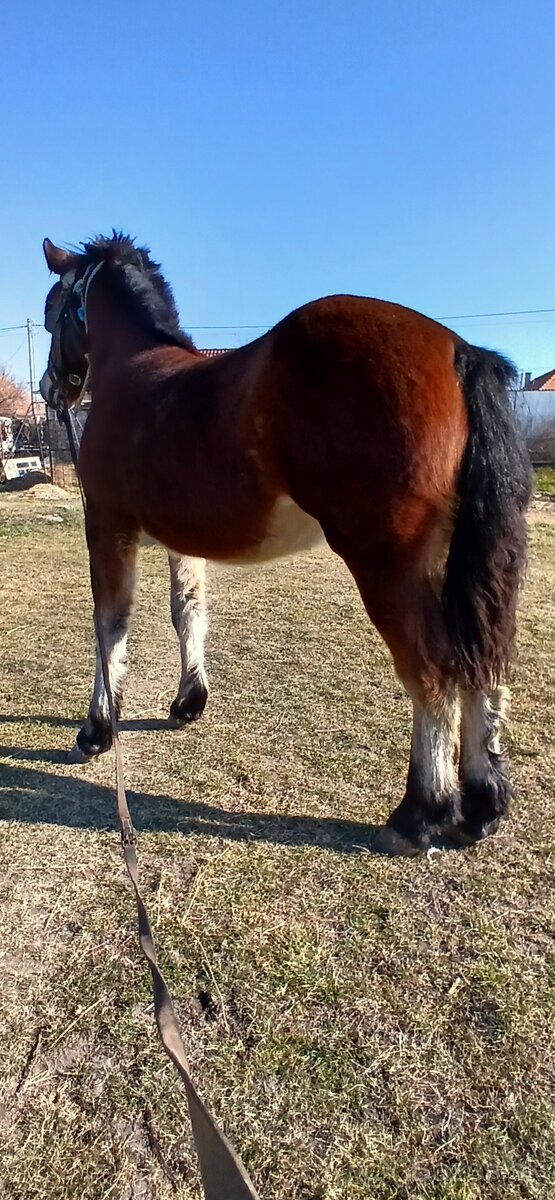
[442,344,532,691]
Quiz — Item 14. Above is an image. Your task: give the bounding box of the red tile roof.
[525,368,555,391]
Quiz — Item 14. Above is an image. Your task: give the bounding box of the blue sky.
[1,0,554,392]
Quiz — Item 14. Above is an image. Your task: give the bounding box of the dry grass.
[0,490,554,1200]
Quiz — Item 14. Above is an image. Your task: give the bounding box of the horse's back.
[269,293,458,382]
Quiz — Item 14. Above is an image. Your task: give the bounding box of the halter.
[42,260,104,416]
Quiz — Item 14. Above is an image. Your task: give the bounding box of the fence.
[44,409,87,492]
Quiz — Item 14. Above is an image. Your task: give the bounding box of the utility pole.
[26,317,45,469]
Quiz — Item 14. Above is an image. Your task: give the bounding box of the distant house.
[514,369,555,465]
[523,368,555,391]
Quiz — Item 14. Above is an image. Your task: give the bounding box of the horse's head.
[40,233,196,413]
[40,238,98,412]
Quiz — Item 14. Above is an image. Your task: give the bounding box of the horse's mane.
[77,232,196,350]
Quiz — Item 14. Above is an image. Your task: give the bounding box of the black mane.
[77,232,196,351]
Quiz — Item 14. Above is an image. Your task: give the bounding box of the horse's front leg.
[70,507,139,762]
[168,553,209,726]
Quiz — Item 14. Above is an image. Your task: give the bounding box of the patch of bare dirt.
[529,496,555,524]
[25,482,71,501]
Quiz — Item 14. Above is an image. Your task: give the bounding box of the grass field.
[533,466,555,496]
[1,486,554,1200]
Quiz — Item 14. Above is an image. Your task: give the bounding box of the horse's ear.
[43,238,75,275]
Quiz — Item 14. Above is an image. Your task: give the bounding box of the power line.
[0,322,45,334]
[2,338,27,366]
[442,318,555,329]
[438,306,555,321]
[175,305,555,330]
[1,305,554,337]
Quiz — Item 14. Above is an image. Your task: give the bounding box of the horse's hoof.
[169,683,208,727]
[68,741,93,765]
[371,826,423,857]
[445,817,501,848]
[441,824,477,847]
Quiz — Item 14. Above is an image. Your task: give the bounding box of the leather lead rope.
[62,409,261,1200]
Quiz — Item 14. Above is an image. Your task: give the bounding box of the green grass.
[0,493,554,1199]
[533,465,555,495]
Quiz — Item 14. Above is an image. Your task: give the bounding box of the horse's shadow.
[0,722,380,854]
[0,713,173,733]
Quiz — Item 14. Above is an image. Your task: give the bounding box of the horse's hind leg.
[70,508,138,762]
[352,564,462,854]
[384,685,462,853]
[167,553,208,726]
[458,687,512,841]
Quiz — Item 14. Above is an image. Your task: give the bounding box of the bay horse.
[39,233,531,856]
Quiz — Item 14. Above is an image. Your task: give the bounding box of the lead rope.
[61,408,261,1200]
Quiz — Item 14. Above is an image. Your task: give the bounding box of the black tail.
[443,345,532,691]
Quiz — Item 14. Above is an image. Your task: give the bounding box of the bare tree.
[0,367,31,418]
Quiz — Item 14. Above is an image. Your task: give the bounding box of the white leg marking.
[169,554,208,700]
[69,544,136,762]
[411,691,460,798]
[92,616,129,721]
[461,686,510,784]
[68,614,130,763]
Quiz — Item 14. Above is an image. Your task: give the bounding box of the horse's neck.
[87,292,153,365]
